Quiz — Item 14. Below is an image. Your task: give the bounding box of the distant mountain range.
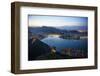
[28,26,63,34]
[28,26,87,34]
[57,26,87,31]
[28,26,87,39]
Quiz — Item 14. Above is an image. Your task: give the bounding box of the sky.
[28,15,88,27]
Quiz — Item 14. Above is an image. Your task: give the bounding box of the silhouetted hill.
[28,38,51,60]
[28,38,74,60]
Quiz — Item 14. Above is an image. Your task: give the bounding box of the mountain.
[28,38,73,60]
[28,26,66,35]
[28,38,51,60]
[58,26,88,31]
[29,26,87,35]
[28,26,87,40]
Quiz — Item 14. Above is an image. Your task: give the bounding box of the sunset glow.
[28,15,88,27]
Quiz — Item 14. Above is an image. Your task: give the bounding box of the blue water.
[41,37,87,52]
